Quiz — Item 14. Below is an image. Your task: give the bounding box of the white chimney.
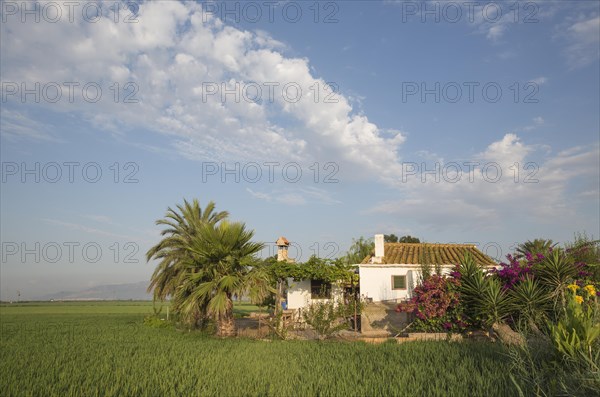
[374,234,384,263]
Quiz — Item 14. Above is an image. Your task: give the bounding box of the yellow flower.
[584,285,596,296]
[567,284,579,293]
[575,295,584,304]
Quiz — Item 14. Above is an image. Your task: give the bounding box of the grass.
[1,300,261,316]
[0,300,155,314]
[0,301,521,396]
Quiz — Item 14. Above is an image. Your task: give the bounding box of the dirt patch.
[235,317,270,338]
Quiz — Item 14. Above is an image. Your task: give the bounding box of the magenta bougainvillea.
[493,251,597,292]
[397,241,600,333]
[492,254,544,289]
[491,253,545,290]
[396,274,468,332]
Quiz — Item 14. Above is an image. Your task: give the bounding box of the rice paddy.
[0,301,520,396]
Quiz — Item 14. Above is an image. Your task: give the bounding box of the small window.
[392,275,406,290]
[311,280,332,299]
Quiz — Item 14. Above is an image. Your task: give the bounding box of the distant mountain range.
[34,281,152,301]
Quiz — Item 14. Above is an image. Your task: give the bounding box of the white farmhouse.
[359,234,497,303]
[286,234,497,310]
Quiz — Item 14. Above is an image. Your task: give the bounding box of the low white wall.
[286,278,344,310]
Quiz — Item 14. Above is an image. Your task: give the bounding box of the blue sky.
[1,1,599,300]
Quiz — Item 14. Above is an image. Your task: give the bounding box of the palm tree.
[515,239,557,259]
[343,236,374,265]
[180,221,265,336]
[146,199,228,326]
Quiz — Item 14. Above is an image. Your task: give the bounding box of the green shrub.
[550,291,600,366]
[143,315,172,328]
[509,332,600,397]
[302,299,349,339]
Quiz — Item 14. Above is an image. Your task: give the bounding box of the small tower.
[276,236,290,262]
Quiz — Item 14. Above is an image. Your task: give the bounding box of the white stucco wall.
[288,266,461,307]
[358,264,458,303]
[287,279,311,309]
[286,278,344,310]
[358,265,415,302]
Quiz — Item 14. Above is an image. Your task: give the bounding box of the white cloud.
[246,186,341,206]
[486,24,507,41]
[0,109,61,142]
[42,215,157,244]
[370,134,599,231]
[2,2,598,233]
[563,15,600,68]
[369,198,497,231]
[522,116,545,132]
[1,1,404,183]
[41,218,138,241]
[480,133,531,166]
[246,188,273,202]
[385,1,515,42]
[82,215,114,225]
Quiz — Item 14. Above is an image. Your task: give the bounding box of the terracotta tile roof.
[361,243,497,267]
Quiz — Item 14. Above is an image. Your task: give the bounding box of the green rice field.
[0,301,521,396]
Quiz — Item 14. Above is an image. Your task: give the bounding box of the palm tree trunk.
[217,298,236,337]
[218,313,236,337]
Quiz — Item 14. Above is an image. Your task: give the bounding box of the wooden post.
[354,300,357,332]
[258,308,261,337]
[353,282,358,333]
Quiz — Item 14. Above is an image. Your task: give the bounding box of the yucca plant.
[459,254,511,326]
[508,275,551,332]
[478,278,512,326]
[534,249,578,314]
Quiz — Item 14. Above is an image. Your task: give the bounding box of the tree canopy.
[146,199,267,336]
[399,235,421,243]
[342,236,374,265]
[384,234,399,243]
